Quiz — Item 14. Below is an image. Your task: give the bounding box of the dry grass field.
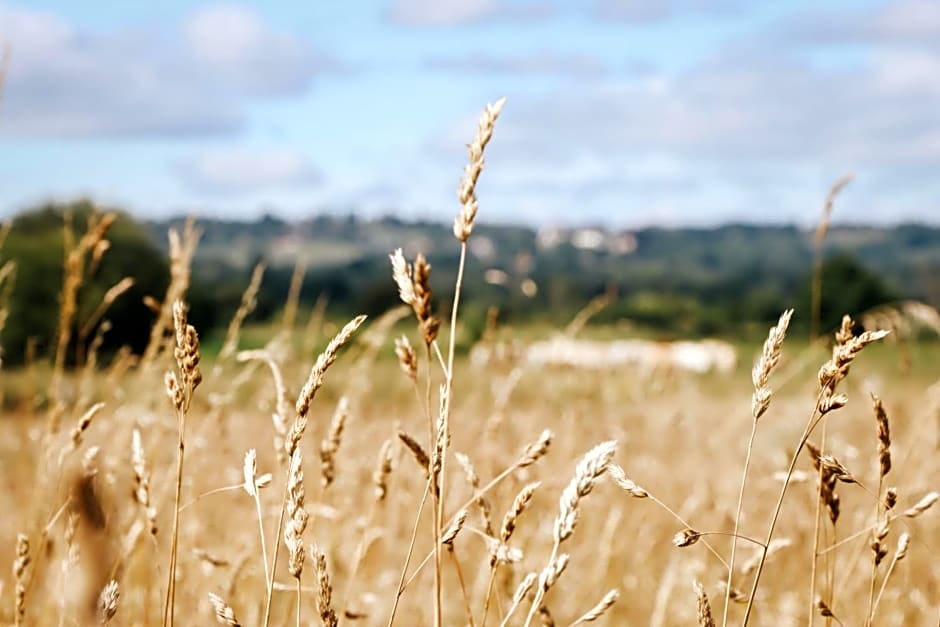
[0,99,938,627]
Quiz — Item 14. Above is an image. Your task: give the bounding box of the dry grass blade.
[394,335,418,380]
[811,173,854,341]
[236,349,290,465]
[372,438,395,502]
[164,299,202,627]
[208,593,241,626]
[285,449,308,580]
[69,402,105,451]
[397,430,430,477]
[500,481,540,544]
[693,581,715,627]
[554,441,618,543]
[872,394,891,478]
[320,396,350,489]
[519,429,553,467]
[673,528,702,548]
[296,314,367,418]
[218,262,266,362]
[98,580,119,624]
[871,532,913,622]
[727,316,797,627]
[312,544,338,627]
[454,97,506,242]
[606,463,649,498]
[524,442,616,627]
[13,533,30,626]
[441,509,468,547]
[455,451,494,536]
[570,588,619,625]
[902,491,938,517]
[752,309,794,421]
[131,429,157,535]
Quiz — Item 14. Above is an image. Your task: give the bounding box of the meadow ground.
[0,318,937,626]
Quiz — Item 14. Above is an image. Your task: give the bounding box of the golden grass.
[1,97,938,627]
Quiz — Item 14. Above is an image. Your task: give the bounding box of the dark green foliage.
[162,215,936,340]
[797,254,899,334]
[1,201,169,365]
[4,204,938,365]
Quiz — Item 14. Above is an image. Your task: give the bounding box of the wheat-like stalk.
[163,300,202,627]
[218,262,266,362]
[242,449,272,594]
[524,441,617,627]
[131,429,157,536]
[13,533,30,626]
[570,588,619,625]
[743,317,888,625]
[725,309,793,625]
[208,593,241,626]
[810,173,854,342]
[694,581,716,627]
[320,396,349,489]
[98,580,119,625]
[286,449,308,575]
[142,219,201,364]
[312,544,338,627]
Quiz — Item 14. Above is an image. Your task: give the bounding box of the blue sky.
[0,0,937,227]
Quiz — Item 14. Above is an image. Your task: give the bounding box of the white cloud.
[0,3,335,137]
[179,149,322,194]
[386,0,550,26]
[593,0,743,22]
[777,0,940,46]
[388,0,500,26]
[409,14,940,226]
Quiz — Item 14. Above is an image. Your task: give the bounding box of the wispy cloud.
[775,0,940,45]
[0,4,338,137]
[386,0,551,27]
[593,0,744,22]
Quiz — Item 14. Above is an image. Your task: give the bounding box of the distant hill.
[144,214,940,338]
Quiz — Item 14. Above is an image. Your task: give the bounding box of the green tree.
[800,253,898,334]
[0,200,169,366]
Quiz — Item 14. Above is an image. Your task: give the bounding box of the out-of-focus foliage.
[0,201,169,365]
[2,203,936,367]
[149,215,933,340]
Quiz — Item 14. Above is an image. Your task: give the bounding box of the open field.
[0,99,937,627]
[0,310,938,626]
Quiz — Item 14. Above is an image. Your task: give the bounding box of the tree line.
[1,200,935,366]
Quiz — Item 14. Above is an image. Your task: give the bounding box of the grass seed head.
[208,592,240,626]
[693,581,715,627]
